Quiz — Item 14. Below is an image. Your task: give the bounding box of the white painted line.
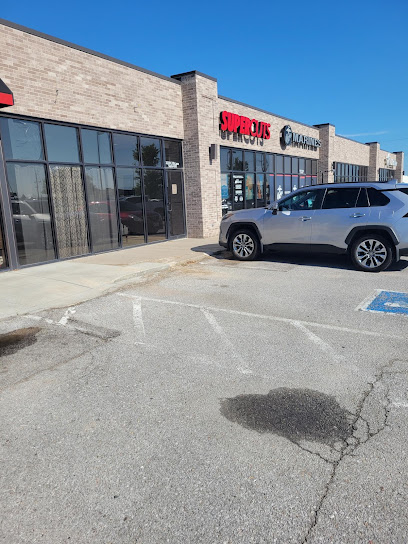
[118,294,403,340]
[201,308,253,375]
[132,297,146,339]
[355,290,383,312]
[391,402,408,408]
[291,320,342,363]
[385,301,408,309]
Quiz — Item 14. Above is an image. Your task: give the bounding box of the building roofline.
[0,17,181,85]
[171,71,217,82]
[336,134,370,147]
[218,95,318,130]
[314,123,335,128]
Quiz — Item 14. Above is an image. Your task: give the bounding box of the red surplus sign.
[220,110,271,140]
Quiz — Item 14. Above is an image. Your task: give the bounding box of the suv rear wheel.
[350,234,393,272]
[230,229,260,261]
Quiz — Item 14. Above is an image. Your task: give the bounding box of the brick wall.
[0,23,184,139]
[177,73,221,238]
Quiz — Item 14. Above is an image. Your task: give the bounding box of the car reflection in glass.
[11,199,53,249]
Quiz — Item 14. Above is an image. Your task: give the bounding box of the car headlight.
[222,212,234,221]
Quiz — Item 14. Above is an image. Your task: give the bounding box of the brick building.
[0,18,404,270]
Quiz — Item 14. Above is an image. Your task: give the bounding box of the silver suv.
[219,181,408,272]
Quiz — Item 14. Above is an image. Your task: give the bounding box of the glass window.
[256,174,265,205]
[284,156,291,173]
[275,155,284,173]
[7,163,55,265]
[232,175,244,210]
[113,134,139,166]
[292,175,299,192]
[220,148,231,171]
[0,118,44,161]
[49,165,89,258]
[44,124,79,163]
[245,174,255,208]
[306,160,312,175]
[266,174,274,203]
[284,175,291,195]
[256,153,264,172]
[221,173,232,214]
[244,151,255,172]
[322,188,360,209]
[164,140,182,168]
[312,161,317,175]
[81,129,112,164]
[116,168,145,246]
[279,189,324,211]
[265,154,273,173]
[143,170,166,241]
[232,149,243,171]
[276,175,284,199]
[298,158,305,175]
[367,188,390,207]
[292,157,299,174]
[85,167,119,252]
[141,137,162,167]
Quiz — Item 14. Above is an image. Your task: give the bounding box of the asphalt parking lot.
[1,250,408,543]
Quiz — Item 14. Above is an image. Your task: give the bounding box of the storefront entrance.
[220,146,318,214]
[0,115,186,270]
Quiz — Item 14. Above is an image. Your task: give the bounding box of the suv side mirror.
[271,202,279,215]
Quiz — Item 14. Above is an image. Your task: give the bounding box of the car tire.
[350,234,393,272]
[230,229,260,261]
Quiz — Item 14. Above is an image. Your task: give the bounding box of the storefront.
[0,115,185,269]
[0,17,404,270]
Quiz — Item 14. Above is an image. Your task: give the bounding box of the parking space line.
[201,308,253,375]
[291,321,342,363]
[132,297,146,340]
[118,294,403,340]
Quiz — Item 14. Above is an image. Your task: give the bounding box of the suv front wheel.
[230,229,260,261]
[350,234,393,272]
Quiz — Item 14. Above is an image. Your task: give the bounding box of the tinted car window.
[322,188,359,209]
[367,188,390,207]
[279,189,323,211]
[356,188,369,207]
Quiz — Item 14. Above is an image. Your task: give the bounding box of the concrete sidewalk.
[0,237,223,320]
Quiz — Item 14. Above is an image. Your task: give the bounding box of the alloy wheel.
[232,233,255,258]
[355,239,387,269]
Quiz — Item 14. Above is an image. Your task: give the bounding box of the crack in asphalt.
[301,358,402,543]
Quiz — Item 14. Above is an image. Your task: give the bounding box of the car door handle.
[350,213,365,218]
[299,216,312,221]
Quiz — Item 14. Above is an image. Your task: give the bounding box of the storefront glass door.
[166,170,185,237]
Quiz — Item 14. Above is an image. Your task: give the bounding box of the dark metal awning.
[0,79,14,108]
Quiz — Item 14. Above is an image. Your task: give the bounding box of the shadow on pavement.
[210,249,408,273]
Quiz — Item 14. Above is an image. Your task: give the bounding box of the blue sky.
[1,0,407,170]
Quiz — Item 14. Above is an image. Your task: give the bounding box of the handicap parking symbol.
[358,290,408,316]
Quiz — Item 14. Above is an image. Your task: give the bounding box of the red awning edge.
[0,79,14,108]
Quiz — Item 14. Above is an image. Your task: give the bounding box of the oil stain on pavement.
[220,388,353,446]
[0,327,41,357]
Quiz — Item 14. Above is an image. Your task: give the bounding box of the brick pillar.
[367,142,380,180]
[315,123,335,183]
[394,151,404,182]
[172,71,221,238]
